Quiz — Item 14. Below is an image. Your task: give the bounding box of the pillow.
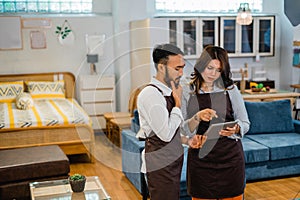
[245,99,294,134]
[26,80,65,99]
[0,81,24,103]
[16,92,34,110]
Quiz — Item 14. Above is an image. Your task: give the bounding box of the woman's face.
[201,59,222,85]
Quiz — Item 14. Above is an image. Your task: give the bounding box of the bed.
[0,72,95,162]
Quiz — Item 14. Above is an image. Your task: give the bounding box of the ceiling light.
[236,3,253,25]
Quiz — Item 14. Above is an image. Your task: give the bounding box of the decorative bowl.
[251,88,261,92]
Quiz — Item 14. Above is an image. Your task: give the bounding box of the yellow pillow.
[0,81,24,103]
[26,80,65,99]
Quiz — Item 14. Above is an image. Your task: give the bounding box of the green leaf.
[70,174,84,181]
[56,26,62,31]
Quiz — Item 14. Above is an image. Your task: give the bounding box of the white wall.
[0,15,114,75]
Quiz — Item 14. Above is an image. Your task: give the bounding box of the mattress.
[0,98,91,129]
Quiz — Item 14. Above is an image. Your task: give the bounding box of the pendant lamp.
[236,3,253,25]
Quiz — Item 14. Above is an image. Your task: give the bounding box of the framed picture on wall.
[30,30,46,49]
[22,18,51,29]
[0,16,23,50]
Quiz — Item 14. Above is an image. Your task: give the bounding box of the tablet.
[203,120,238,140]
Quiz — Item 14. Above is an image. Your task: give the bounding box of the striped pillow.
[26,80,65,99]
[0,81,24,102]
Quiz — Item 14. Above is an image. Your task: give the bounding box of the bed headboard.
[0,72,75,98]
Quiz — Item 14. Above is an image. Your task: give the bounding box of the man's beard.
[164,66,181,89]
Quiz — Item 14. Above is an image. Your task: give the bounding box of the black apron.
[187,91,245,199]
[145,84,184,200]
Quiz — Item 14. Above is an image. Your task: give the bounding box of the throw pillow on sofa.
[245,99,294,134]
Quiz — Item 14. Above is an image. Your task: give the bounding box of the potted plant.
[69,173,86,192]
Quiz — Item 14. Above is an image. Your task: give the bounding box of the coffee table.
[29,176,111,200]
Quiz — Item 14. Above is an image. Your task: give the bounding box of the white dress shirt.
[136,77,184,173]
[136,77,183,141]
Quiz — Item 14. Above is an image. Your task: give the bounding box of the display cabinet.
[220,15,274,57]
[256,16,275,56]
[169,17,219,58]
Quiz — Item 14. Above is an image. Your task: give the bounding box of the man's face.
[164,54,185,88]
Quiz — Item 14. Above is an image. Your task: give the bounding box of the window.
[155,0,262,13]
[0,0,92,13]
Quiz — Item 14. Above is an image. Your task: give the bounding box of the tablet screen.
[203,120,238,140]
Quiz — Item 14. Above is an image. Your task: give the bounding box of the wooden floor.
[69,133,300,200]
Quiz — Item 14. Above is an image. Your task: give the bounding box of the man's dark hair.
[152,43,184,69]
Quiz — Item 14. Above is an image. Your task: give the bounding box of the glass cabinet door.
[222,19,236,54]
[183,19,197,56]
[258,17,274,56]
[241,23,254,53]
[201,18,218,49]
[169,20,177,47]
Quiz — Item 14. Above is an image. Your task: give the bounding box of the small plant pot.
[69,176,86,193]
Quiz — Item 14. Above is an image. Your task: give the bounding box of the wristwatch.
[194,114,201,122]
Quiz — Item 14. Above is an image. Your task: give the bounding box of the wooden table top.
[242,90,300,101]
[110,117,132,127]
[103,112,131,120]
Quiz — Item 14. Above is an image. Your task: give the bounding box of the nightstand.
[78,75,115,130]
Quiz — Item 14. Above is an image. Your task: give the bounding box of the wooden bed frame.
[0,72,95,162]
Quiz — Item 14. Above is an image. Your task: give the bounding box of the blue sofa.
[122,99,300,199]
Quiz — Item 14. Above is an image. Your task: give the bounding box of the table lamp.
[87,54,98,75]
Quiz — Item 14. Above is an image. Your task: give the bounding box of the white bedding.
[0,98,91,129]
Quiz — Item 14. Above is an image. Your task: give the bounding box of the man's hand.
[188,135,207,149]
[171,81,182,108]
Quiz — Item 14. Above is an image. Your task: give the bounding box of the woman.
[181,45,250,200]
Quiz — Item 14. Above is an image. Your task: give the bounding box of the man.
[137,43,185,200]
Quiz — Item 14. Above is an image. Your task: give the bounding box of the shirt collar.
[150,77,172,96]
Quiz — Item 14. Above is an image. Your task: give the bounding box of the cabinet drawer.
[80,75,115,89]
[90,116,106,130]
[83,103,115,115]
[81,90,114,102]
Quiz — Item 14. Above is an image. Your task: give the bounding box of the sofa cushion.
[245,99,294,134]
[246,133,300,160]
[242,137,269,163]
